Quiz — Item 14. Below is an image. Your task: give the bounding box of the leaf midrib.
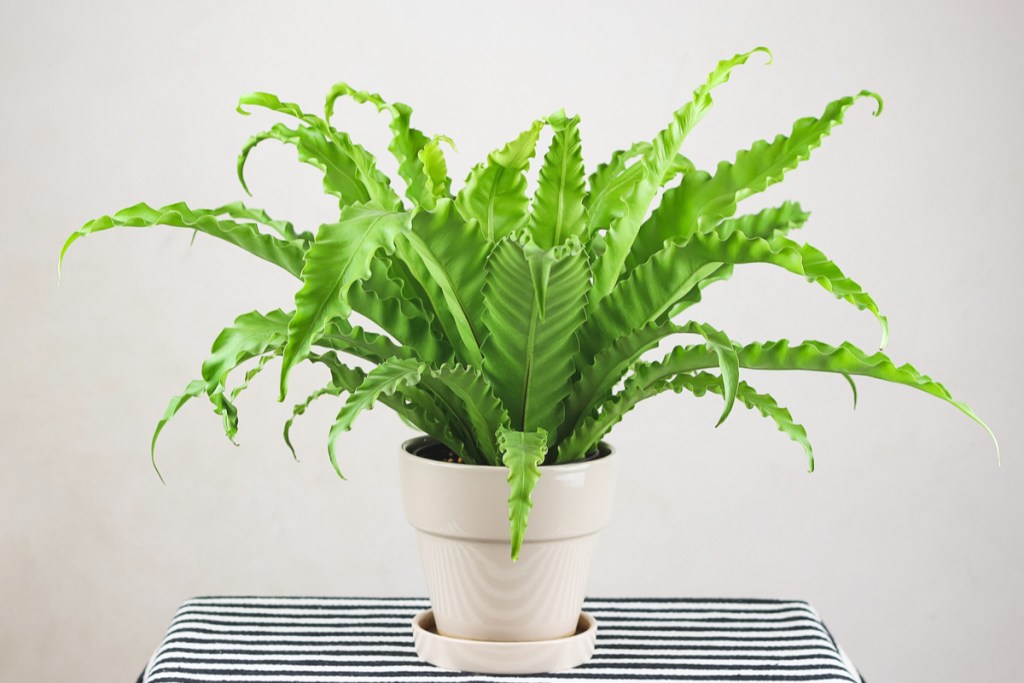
[306,213,391,334]
[552,130,571,245]
[518,296,540,431]
[402,232,483,364]
[485,166,507,241]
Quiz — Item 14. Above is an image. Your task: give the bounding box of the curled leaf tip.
[857,90,884,116]
[236,92,274,116]
[879,315,890,351]
[752,46,773,65]
[435,134,457,151]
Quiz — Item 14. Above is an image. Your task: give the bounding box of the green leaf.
[347,258,453,365]
[228,351,277,402]
[388,199,488,366]
[284,385,343,461]
[60,202,306,279]
[591,47,771,303]
[498,426,548,561]
[407,198,487,352]
[150,379,206,481]
[482,237,589,439]
[280,206,412,399]
[200,309,291,441]
[318,344,482,461]
[677,372,814,471]
[382,379,478,463]
[560,320,679,445]
[238,123,374,209]
[700,90,882,227]
[238,92,400,210]
[154,309,353,459]
[600,231,888,350]
[456,119,545,242]
[202,310,291,395]
[320,318,416,364]
[557,371,688,463]
[842,373,859,409]
[419,365,509,466]
[284,354,365,460]
[310,348,453,451]
[629,90,881,271]
[413,200,488,316]
[309,351,374,392]
[687,232,889,347]
[528,110,587,248]
[562,333,997,465]
[585,141,649,228]
[589,145,694,227]
[715,201,810,241]
[212,201,312,244]
[662,153,696,184]
[325,83,452,210]
[327,358,426,477]
[419,136,455,200]
[666,264,735,320]
[643,339,998,457]
[622,198,806,278]
[582,242,723,362]
[677,321,740,426]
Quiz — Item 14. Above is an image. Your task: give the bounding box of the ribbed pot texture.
[399,436,617,642]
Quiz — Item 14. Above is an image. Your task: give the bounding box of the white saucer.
[411,610,597,674]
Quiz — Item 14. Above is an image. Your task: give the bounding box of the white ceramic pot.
[399,436,617,643]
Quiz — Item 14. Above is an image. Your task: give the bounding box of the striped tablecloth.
[141,597,863,683]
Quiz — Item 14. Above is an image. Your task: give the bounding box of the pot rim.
[401,435,614,471]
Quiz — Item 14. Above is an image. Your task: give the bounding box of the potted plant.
[61,48,995,673]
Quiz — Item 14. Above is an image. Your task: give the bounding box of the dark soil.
[410,438,610,466]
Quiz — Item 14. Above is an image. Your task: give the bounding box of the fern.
[63,49,996,560]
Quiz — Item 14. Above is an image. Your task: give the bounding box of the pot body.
[399,437,617,642]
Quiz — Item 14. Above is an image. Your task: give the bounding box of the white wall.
[2,1,1021,680]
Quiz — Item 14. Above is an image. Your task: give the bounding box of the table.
[139,597,863,682]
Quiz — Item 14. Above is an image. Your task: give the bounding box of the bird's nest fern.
[61,48,996,560]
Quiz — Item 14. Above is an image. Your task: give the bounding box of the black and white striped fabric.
[141,597,863,683]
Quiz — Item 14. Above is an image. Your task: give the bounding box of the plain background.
[2,0,1021,680]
